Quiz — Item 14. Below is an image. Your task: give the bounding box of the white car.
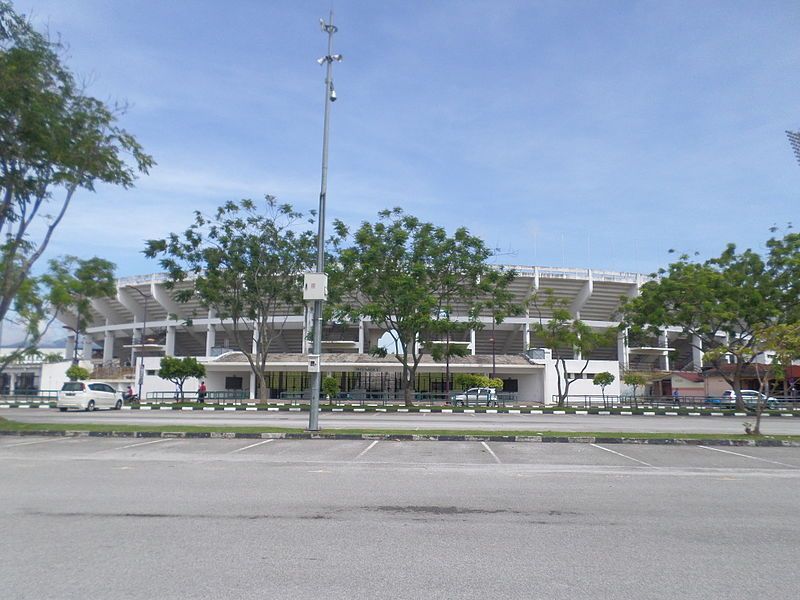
[450,387,498,407]
[57,381,123,412]
[718,390,778,410]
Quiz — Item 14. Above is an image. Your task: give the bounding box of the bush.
[65,364,90,381]
[321,376,340,399]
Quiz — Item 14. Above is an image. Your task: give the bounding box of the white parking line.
[354,440,379,459]
[480,441,502,464]
[697,445,799,468]
[0,437,73,448]
[112,439,171,451]
[227,439,274,454]
[590,443,655,467]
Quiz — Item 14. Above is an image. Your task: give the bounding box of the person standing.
[198,381,207,403]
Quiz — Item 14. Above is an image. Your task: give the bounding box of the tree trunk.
[258,371,269,404]
[403,364,415,407]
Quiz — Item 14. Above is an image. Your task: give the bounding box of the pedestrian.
[672,389,680,405]
[198,381,207,403]
[174,383,181,401]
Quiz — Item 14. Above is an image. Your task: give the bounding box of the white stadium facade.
[42,265,708,404]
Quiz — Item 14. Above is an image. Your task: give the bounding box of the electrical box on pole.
[303,273,328,301]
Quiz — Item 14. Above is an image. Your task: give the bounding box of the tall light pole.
[129,287,149,403]
[308,12,342,431]
[787,130,800,166]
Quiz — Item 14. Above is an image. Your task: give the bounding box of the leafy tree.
[321,376,340,401]
[593,371,615,404]
[622,230,800,411]
[530,291,615,407]
[0,3,153,368]
[452,373,503,391]
[334,208,508,406]
[65,364,89,381]
[145,197,319,403]
[476,267,524,377]
[622,372,648,403]
[157,356,205,401]
[41,256,116,363]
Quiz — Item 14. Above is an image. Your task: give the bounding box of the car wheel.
[114,399,122,410]
[59,407,67,412]
[85,400,95,412]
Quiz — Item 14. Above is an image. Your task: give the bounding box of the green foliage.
[623,373,648,398]
[530,291,615,406]
[622,229,800,408]
[0,3,152,377]
[145,197,324,403]
[65,364,90,381]
[333,208,512,405]
[488,377,504,392]
[454,373,495,390]
[593,371,615,389]
[158,356,205,399]
[321,376,340,400]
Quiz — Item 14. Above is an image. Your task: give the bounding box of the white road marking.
[112,439,171,450]
[481,441,502,464]
[590,443,656,467]
[354,440,379,459]
[227,439,274,454]
[698,445,799,468]
[1,437,73,448]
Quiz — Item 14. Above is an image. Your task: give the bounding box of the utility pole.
[307,12,342,431]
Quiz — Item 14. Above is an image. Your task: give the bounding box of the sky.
[16,0,800,279]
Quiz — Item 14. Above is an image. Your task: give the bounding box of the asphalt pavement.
[4,407,800,435]
[1,436,799,599]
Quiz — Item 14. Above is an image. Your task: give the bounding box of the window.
[146,369,157,376]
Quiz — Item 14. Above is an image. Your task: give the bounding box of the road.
[4,407,800,435]
[1,435,799,599]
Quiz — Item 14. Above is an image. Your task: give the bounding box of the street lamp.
[786,130,800,166]
[308,12,342,432]
[129,287,149,402]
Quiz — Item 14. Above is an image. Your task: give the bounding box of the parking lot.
[2,436,799,599]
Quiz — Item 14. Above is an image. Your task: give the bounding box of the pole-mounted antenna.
[307,11,343,432]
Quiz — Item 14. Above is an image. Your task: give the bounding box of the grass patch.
[0,417,798,442]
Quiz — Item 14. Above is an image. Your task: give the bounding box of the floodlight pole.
[309,12,341,431]
[786,130,800,166]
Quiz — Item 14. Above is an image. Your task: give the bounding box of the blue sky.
[20,0,800,277]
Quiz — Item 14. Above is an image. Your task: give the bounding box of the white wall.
[543,359,620,405]
[516,372,545,404]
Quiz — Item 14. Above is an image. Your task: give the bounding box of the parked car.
[57,381,122,412]
[705,390,778,410]
[450,387,498,407]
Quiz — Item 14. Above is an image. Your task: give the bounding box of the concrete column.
[166,326,176,357]
[692,335,703,370]
[205,324,216,357]
[522,321,530,351]
[81,336,93,361]
[65,335,76,362]
[9,373,16,395]
[103,331,114,364]
[660,329,670,371]
[617,329,629,371]
[249,372,256,400]
[358,319,365,354]
[251,328,259,354]
[470,329,476,355]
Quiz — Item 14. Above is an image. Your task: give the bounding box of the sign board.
[303,273,328,301]
[308,354,320,373]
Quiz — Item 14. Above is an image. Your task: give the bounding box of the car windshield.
[61,382,85,391]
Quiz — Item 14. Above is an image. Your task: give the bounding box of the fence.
[279,390,520,407]
[552,394,800,409]
[0,389,59,402]
[144,390,249,403]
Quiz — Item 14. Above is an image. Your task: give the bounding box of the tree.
[0,3,153,367]
[145,197,318,404]
[321,376,340,401]
[622,230,800,411]
[593,371,615,405]
[622,372,648,405]
[334,208,509,406]
[157,356,205,401]
[65,364,89,381]
[476,267,524,378]
[41,256,116,363]
[530,291,615,407]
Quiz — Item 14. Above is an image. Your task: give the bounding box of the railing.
[0,389,59,401]
[552,394,800,409]
[279,390,520,407]
[143,390,249,403]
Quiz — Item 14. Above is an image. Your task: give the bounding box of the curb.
[1,403,799,418]
[0,429,797,447]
